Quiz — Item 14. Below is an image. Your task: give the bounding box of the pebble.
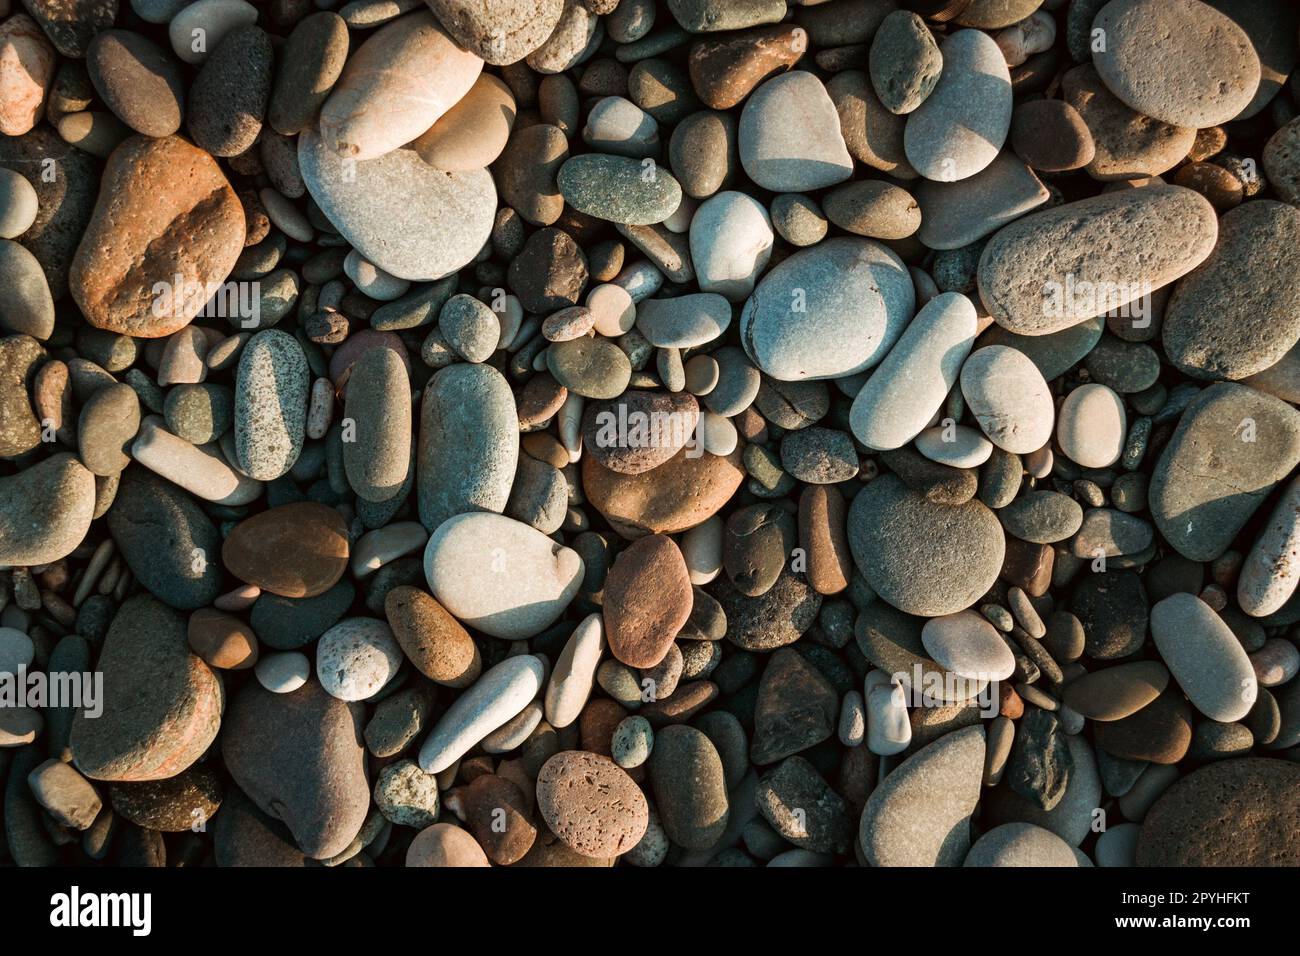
[383,584,479,688]
[69,595,221,782]
[0,453,96,567]
[914,424,992,469]
[869,9,942,115]
[417,362,519,531]
[741,237,914,381]
[223,502,349,598]
[558,153,682,225]
[254,651,311,693]
[960,346,1054,454]
[187,25,273,158]
[0,166,38,239]
[233,330,308,481]
[1092,0,1260,128]
[636,293,731,349]
[406,823,490,867]
[187,608,258,670]
[604,534,692,668]
[1150,593,1257,723]
[978,186,1217,335]
[86,30,184,137]
[1238,476,1300,617]
[423,512,583,639]
[223,679,369,859]
[536,751,649,857]
[1057,383,1126,468]
[914,151,1049,251]
[414,73,515,171]
[417,655,545,773]
[71,135,245,337]
[612,715,654,769]
[689,190,773,301]
[268,12,350,136]
[1010,99,1095,173]
[343,346,411,502]
[848,473,1005,616]
[921,611,1015,681]
[374,760,439,829]
[299,130,495,282]
[316,618,403,701]
[964,822,1080,867]
[1150,382,1300,562]
[738,71,854,193]
[131,417,261,506]
[904,29,1011,182]
[859,724,985,866]
[648,724,729,849]
[1164,200,1300,381]
[1137,758,1300,865]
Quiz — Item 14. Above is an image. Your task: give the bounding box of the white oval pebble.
[1057,382,1126,468]
[254,651,311,693]
[423,512,584,640]
[316,617,404,701]
[586,282,636,337]
[543,613,605,729]
[418,655,545,773]
[351,521,428,578]
[914,423,993,468]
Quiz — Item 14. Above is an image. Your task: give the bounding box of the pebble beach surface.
[1,0,1299,871]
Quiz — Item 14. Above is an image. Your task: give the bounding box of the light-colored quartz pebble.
[254,650,311,693]
[351,521,428,578]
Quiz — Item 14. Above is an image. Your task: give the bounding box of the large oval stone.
[740,236,914,381]
[583,445,744,539]
[1149,383,1300,561]
[222,679,369,860]
[318,11,482,161]
[859,724,985,866]
[106,466,223,609]
[847,473,1005,616]
[70,594,222,782]
[977,185,1217,336]
[904,29,1011,182]
[70,135,245,337]
[1092,0,1260,128]
[1137,758,1300,865]
[416,362,518,531]
[1163,200,1300,381]
[850,293,978,451]
[738,71,853,193]
[299,130,495,282]
[422,512,583,639]
[222,502,350,598]
[0,452,94,566]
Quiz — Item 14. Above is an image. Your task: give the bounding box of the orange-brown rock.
[582,445,744,538]
[461,773,536,865]
[798,484,851,595]
[187,608,259,670]
[384,585,481,688]
[0,14,56,136]
[222,501,348,598]
[535,751,648,859]
[603,534,693,668]
[70,135,246,337]
[688,24,806,110]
